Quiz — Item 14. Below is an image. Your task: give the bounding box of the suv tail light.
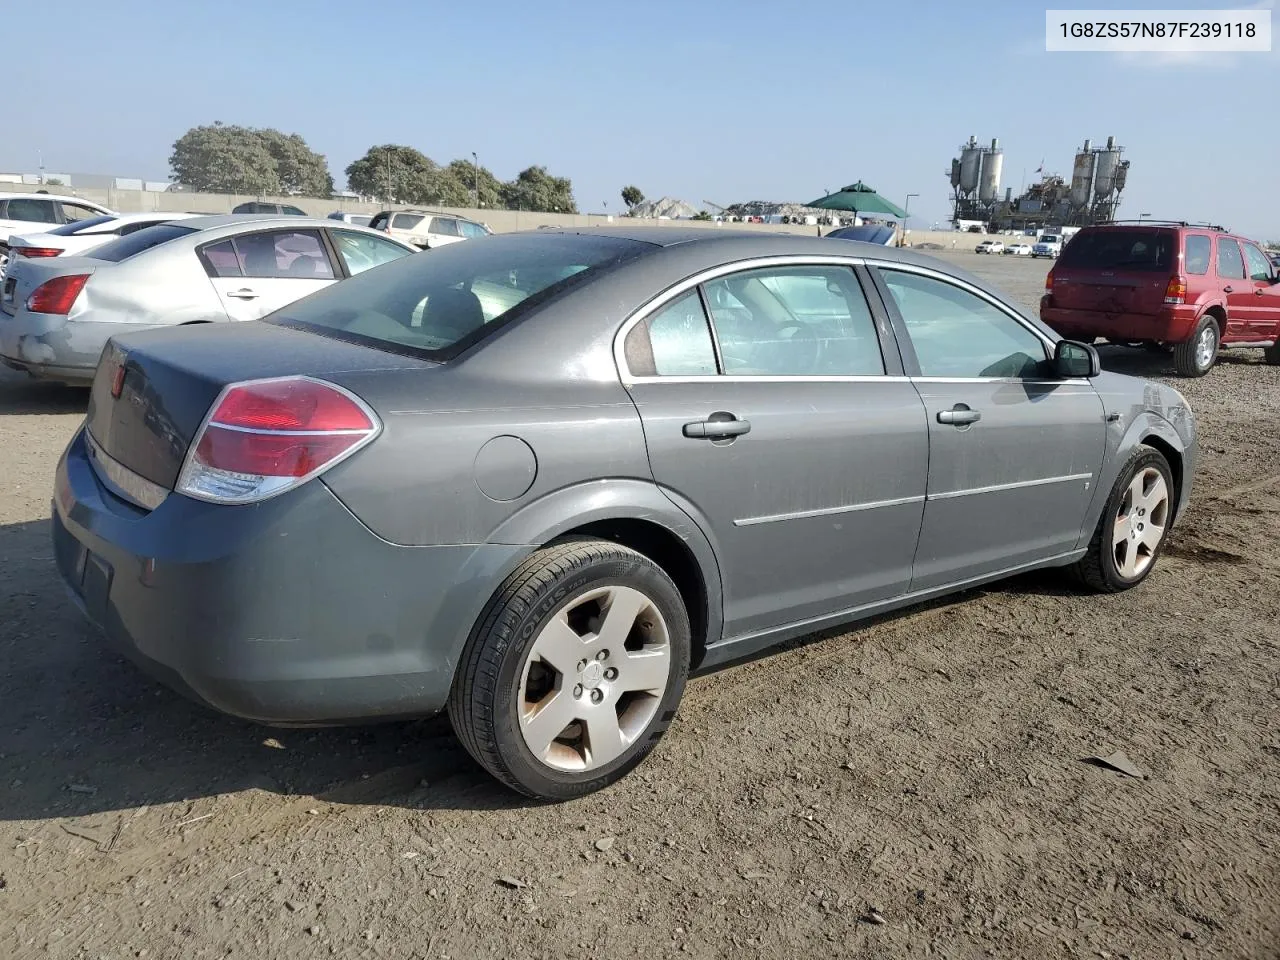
[1044,272,1054,292]
[176,377,380,504]
[12,246,63,258]
[26,274,89,314]
[1164,276,1187,305]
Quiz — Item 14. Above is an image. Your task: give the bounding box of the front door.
[199,228,339,322]
[871,265,1106,592]
[1239,241,1280,340]
[622,262,929,640]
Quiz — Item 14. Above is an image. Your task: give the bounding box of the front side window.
[332,230,412,276]
[880,269,1047,379]
[624,291,718,377]
[1184,235,1212,275]
[1241,242,1274,282]
[701,266,883,376]
[60,202,102,223]
[1216,239,1246,279]
[6,198,57,223]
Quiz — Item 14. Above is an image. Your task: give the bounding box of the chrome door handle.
[683,415,751,439]
[226,288,259,300]
[937,406,981,426]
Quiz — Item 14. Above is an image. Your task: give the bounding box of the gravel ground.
[1,252,1277,960]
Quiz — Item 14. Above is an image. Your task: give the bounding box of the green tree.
[260,129,333,197]
[501,165,577,213]
[440,158,503,209]
[170,123,282,195]
[621,185,644,210]
[345,145,440,204]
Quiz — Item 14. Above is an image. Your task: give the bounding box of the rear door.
[870,264,1105,591]
[1215,238,1250,339]
[199,228,339,322]
[1239,241,1280,340]
[3,196,59,231]
[622,259,929,639]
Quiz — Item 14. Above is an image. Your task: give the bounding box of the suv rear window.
[270,234,652,361]
[1056,229,1174,272]
[88,224,199,262]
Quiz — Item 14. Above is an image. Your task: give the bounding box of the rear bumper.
[53,428,527,725]
[0,319,157,384]
[1040,303,1199,343]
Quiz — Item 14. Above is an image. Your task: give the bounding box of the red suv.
[1040,222,1280,377]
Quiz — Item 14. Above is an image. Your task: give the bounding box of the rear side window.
[282,205,307,216]
[1216,239,1245,280]
[1184,235,1211,275]
[392,213,423,230]
[202,230,336,280]
[5,198,57,223]
[431,218,461,237]
[1056,230,1174,272]
[270,234,651,361]
[89,224,199,262]
[624,291,718,377]
[1241,243,1272,281]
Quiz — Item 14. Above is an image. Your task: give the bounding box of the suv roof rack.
[1100,219,1228,231]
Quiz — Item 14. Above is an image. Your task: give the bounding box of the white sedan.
[4,213,201,268]
[1003,243,1033,256]
[974,239,1004,254]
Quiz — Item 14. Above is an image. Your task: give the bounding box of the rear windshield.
[1057,229,1175,272]
[269,233,652,361]
[88,224,199,262]
[49,215,116,235]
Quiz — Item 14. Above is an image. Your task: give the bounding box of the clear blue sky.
[4,0,1276,238]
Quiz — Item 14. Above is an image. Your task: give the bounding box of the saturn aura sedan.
[52,227,1197,800]
[1,215,416,384]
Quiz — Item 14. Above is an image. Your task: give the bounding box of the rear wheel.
[449,539,690,800]
[1072,445,1174,593]
[1173,316,1219,377]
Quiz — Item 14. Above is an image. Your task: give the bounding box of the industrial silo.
[1070,139,1096,208]
[1093,135,1123,201]
[950,158,961,189]
[958,137,981,196]
[978,138,1003,203]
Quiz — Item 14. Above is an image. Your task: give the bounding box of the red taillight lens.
[1164,276,1187,304]
[1044,272,1054,292]
[176,377,378,504]
[13,246,63,258]
[26,274,89,315]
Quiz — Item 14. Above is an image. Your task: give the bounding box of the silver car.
[0,215,417,384]
[51,228,1196,800]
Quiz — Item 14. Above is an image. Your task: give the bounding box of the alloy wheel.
[1113,467,1170,578]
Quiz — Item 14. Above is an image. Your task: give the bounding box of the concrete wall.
[1,181,975,247]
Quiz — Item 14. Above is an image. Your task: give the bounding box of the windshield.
[1038,236,1060,243]
[270,233,652,360]
[88,224,199,262]
[49,215,116,235]
[1056,229,1175,272]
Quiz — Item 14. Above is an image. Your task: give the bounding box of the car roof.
[380,209,483,224]
[0,192,107,205]
[178,214,357,231]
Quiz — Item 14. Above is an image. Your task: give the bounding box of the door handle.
[1222,285,1234,293]
[683,415,751,440]
[226,288,259,300]
[1256,288,1265,296]
[937,405,981,426]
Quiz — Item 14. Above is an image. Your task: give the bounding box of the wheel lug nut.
[596,650,609,661]
[573,684,584,698]
[590,689,603,704]
[577,659,588,672]
[604,667,618,681]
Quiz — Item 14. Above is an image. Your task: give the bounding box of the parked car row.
[1040,221,1280,376]
[0,192,117,269]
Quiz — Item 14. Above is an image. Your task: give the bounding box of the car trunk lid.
[84,320,436,494]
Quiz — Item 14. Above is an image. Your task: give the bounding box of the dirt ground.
[1,252,1277,960]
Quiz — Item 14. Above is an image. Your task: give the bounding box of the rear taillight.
[26,274,89,315]
[13,246,63,258]
[1044,272,1054,292]
[176,377,379,504]
[1164,276,1187,305]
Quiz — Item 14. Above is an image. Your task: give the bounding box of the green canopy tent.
[806,181,908,219]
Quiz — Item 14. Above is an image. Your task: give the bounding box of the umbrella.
[806,181,907,219]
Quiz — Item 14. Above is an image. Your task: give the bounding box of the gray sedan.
[0,215,416,384]
[51,228,1196,800]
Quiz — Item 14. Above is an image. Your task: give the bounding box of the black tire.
[1172,315,1219,377]
[1264,342,1280,366]
[448,539,691,800]
[1071,445,1175,593]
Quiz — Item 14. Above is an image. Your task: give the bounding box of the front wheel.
[1173,316,1219,376]
[449,539,691,800]
[1071,445,1174,593]
[1264,342,1280,366]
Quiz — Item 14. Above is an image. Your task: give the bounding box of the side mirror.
[1054,339,1101,378]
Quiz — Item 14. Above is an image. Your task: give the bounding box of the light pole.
[902,193,919,247]
[471,152,480,208]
